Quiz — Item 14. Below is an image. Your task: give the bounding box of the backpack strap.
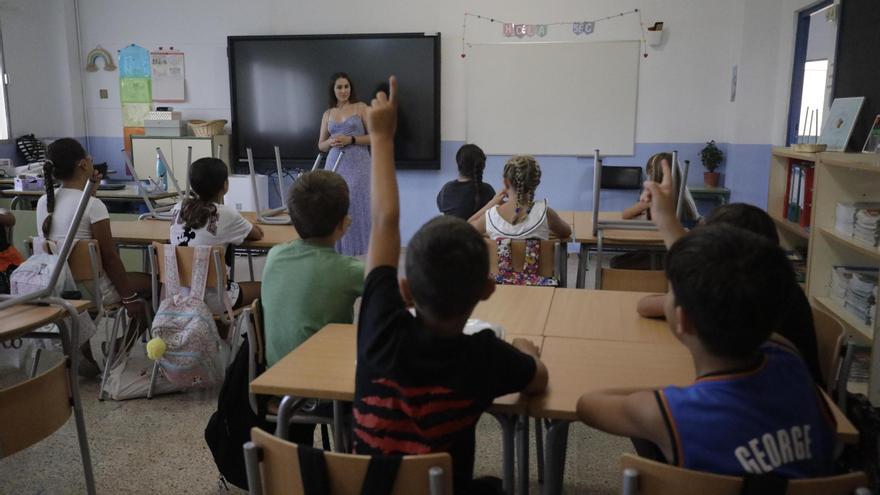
[739,473,788,495]
[360,455,402,495]
[189,245,211,302]
[296,445,330,495]
[163,244,182,297]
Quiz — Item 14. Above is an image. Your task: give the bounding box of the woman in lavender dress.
[318,72,372,256]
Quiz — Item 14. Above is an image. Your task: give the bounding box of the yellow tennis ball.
[146,337,166,360]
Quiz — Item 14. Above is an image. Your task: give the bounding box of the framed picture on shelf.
[819,97,865,151]
[862,114,880,154]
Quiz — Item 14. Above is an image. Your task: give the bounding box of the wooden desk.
[1,185,177,209]
[471,285,555,336]
[544,289,677,344]
[0,300,91,341]
[110,218,298,250]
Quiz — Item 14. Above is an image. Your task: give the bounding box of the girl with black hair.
[36,138,151,374]
[169,157,263,314]
[436,144,496,220]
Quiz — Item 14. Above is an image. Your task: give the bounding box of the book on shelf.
[834,202,880,244]
[783,161,814,227]
[830,266,878,326]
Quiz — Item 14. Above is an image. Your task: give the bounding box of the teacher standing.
[318,72,372,256]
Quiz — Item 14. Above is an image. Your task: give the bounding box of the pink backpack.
[151,245,226,388]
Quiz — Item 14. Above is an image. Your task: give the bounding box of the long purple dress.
[327,114,371,256]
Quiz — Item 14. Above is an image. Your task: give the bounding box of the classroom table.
[543,288,677,344]
[1,185,177,210]
[109,217,299,250]
[0,299,91,340]
[471,285,556,336]
[250,323,538,494]
[571,211,666,288]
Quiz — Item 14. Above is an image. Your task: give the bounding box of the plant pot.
[703,172,721,187]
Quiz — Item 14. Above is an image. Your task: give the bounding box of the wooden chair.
[244,427,452,495]
[0,301,96,494]
[600,268,667,292]
[811,307,846,396]
[620,454,871,495]
[27,238,129,382]
[486,238,558,282]
[246,299,333,451]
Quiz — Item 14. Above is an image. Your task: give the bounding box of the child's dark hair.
[665,225,795,358]
[703,203,779,245]
[503,155,541,218]
[405,216,489,321]
[328,72,358,108]
[179,157,228,230]
[43,138,87,238]
[288,170,349,239]
[456,144,487,212]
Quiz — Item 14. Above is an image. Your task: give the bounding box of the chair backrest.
[246,428,453,495]
[29,237,102,283]
[151,241,225,289]
[600,268,667,293]
[620,454,869,495]
[812,306,845,392]
[485,238,556,279]
[0,359,72,458]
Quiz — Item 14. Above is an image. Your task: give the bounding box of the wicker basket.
[188,119,227,137]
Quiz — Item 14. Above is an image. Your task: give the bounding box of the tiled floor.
[0,252,634,494]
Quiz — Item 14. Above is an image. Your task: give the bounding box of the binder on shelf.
[799,164,815,229]
[788,164,802,223]
[783,160,794,220]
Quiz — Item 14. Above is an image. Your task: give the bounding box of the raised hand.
[367,76,398,140]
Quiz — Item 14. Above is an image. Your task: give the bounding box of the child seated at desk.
[469,154,571,240]
[622,152,668,220]
[0,209,23,289]
[436,144,495,220]
[637,202,823,386]
[37,138,150,373]
[577,225,835,478]
[169,157,263,314]
[354,77,548,495]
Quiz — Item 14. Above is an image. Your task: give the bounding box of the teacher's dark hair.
[328,72,358,108]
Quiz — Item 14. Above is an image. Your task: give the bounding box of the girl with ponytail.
[37,138,151,372]
[469,154,571,240]
[169,157,263,314]
[436,144,495,220]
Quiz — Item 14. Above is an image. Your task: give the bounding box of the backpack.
[205,337,273,489]
[151,244,226,388]
[10,247,77,297]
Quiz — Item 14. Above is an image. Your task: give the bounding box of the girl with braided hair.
[436,144,495,220]
[36,138,151,374]
[469,155,571,240]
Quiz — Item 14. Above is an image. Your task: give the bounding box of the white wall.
[0,0,85,140]
[75,0,747,146]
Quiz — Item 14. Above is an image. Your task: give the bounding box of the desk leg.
[56,302,97,495]
[557,242,568,288]
[491,413,516,494]
[542,420,570,495]
[516,414,530,495]
[10,196,20,210]
[247,249,255,281]
[332,400,346,453]
[576,244,587,289]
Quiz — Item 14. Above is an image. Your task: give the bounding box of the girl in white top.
[469,155,571,240]
[36,138,151,373]
[169,157,263,316]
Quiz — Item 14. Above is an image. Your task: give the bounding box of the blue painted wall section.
[81,137,772,243]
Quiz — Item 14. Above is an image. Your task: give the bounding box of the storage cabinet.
[130,135,229,188]
[769,148,880,404]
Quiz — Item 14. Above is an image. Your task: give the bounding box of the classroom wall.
[1,0,814,241]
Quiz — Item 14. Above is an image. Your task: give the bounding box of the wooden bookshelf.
[770,148,880,405]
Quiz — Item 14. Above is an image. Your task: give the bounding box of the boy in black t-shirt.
[355,77,548,494]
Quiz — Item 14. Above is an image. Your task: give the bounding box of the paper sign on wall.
[151,51,185,102]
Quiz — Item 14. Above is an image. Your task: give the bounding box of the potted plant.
[700,140,724,187]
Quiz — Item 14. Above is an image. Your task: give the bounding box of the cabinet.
[130,135,230,188]
[769,147,880,403]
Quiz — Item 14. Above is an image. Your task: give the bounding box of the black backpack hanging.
[15,134,46,163]
[204,338,274,489]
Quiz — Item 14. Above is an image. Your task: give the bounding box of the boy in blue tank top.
[576,225,836,478]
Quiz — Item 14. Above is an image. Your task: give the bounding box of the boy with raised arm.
[352,77,548,494]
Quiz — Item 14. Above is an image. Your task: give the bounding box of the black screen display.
[228,34,440,169]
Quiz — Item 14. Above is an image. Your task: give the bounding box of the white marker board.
[466,41,639,156]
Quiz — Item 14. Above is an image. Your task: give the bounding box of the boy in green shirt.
[261,170,364,368]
